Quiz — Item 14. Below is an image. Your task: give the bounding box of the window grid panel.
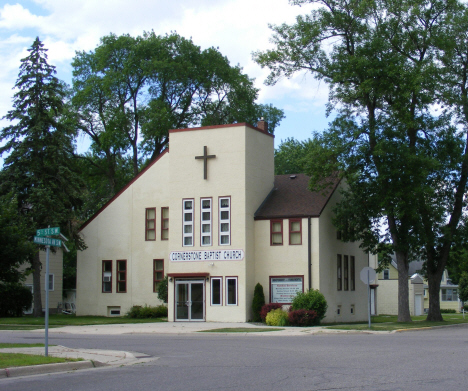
[271,219,283,245]
[337,255,342,291]
[117,260,127,293]
[102,260,112,293]
[344,255,349,291]
[350,256,355,291]
[219,197,231,245]
[200,198,212,246]
[183,199,194,247]
[48,274,54,291]
[289,219,302,245]
[161,207,169,240]
[145,208,156,241]
[153,259,164,292]
[211,277,222,305]
[226,277,238,305]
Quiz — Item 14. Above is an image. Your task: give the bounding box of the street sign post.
[360,267,376,329]
[33,227,62,357]
[33,236,62,247]
[36,227,60,237]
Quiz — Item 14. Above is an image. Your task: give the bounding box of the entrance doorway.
[175,280,205,321]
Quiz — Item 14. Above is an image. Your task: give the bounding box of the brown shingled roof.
[254,174,340,219]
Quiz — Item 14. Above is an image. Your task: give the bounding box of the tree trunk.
[31,251,43,317]
[396,251,412,322]
[426,266,444,321]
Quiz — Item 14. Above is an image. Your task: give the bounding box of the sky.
[0,0,332,161]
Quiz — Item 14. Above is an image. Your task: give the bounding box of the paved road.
[1,325,467,391]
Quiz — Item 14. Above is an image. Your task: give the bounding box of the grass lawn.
[0,314,167,330]
[0,343,46,349]
[0,353,81,369]
[325,313,468,331]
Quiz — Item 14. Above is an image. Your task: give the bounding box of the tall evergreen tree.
[0,37,84,316]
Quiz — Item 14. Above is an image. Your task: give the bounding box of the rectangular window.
[102,260,112,293]
[383,269,390,280]
[271,219,283,245]
[153,259,164,292]
[350,256,355,291]
[219,197,231,245]
[337,255,342,291]
[48,274,54,291]
[226,277,237,305]
[442,288,458,301]
[201,198,212,246]
[211,277,222,305]
[145,208,156,241]
[161,207,169,240]
[343,255,349,291]
[289,219,302,245]
[183,199,194,246]
[116,260,127,293]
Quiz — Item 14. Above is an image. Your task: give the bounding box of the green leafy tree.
[254,0,465,322]
[0,37,85,316]
[72,31,284,186]
[458,272,468,307]
[274,137,316,175]
[0,194,34,283]
[157,276,168,304]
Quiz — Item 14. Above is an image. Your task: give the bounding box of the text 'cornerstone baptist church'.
[77,122,371,322]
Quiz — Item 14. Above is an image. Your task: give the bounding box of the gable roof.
[254,174,340,220]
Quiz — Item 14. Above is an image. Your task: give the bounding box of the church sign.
[270,277,303,303]
[170,249,244,262]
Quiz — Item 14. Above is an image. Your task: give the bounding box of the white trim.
[200,198,212,246]
[226,277,237,306]
[219,197,231,245]
[183,199,194,247]
[210,277,222,306]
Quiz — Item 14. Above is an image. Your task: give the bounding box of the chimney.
[257,117,268,133]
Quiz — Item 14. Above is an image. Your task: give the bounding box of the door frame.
[174,279,206,322]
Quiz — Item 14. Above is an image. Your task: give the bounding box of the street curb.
[0,360,106,378]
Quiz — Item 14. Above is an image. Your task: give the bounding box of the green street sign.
[34,236,62,247]
[36,227,60,237]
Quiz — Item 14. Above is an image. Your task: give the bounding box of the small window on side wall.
[153,259,164,292]
[145,208,156,241]
[161,207,169,240]
[102,260,112,293]
[271,220,283,245]
[117,260,127,293]
[289,219,302,245]
[337,255,342,291]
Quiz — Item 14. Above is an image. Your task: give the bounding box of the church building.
[76,122,370,323]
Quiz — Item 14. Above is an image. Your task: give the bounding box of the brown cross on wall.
[195,146,216,180]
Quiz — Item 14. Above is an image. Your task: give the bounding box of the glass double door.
[175,280,205,321]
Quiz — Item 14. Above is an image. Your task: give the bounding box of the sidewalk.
[0,322,387,379]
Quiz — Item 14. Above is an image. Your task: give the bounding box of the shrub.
[126,304,168,318]
[260,303,283,322]
[252,283,265,322]
[291,289,328,324]
[440,308,457,314]
[265,308,289,326]
[157,276,168,303]
[288,309,318,326]
[0,283,33,317]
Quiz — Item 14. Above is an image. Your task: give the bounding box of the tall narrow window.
[211,277,222,305]
[337,255,342,291]
[102,260,112,293]
[183,199,194,246]
[289,219,302,245]
[343,255,349,291]
[271,220,283,245]
[226,277,237,305]
[219,197,230,245]
[48,274,54,291]
[350,256,355,291]
[161,207,169,240]
[383,269,390,280]
[201,198,212,246]
[153,259,164,292]
[145,208,156,241]
[117,260,127,293]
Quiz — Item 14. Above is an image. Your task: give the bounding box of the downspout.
[308,216,312,290]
